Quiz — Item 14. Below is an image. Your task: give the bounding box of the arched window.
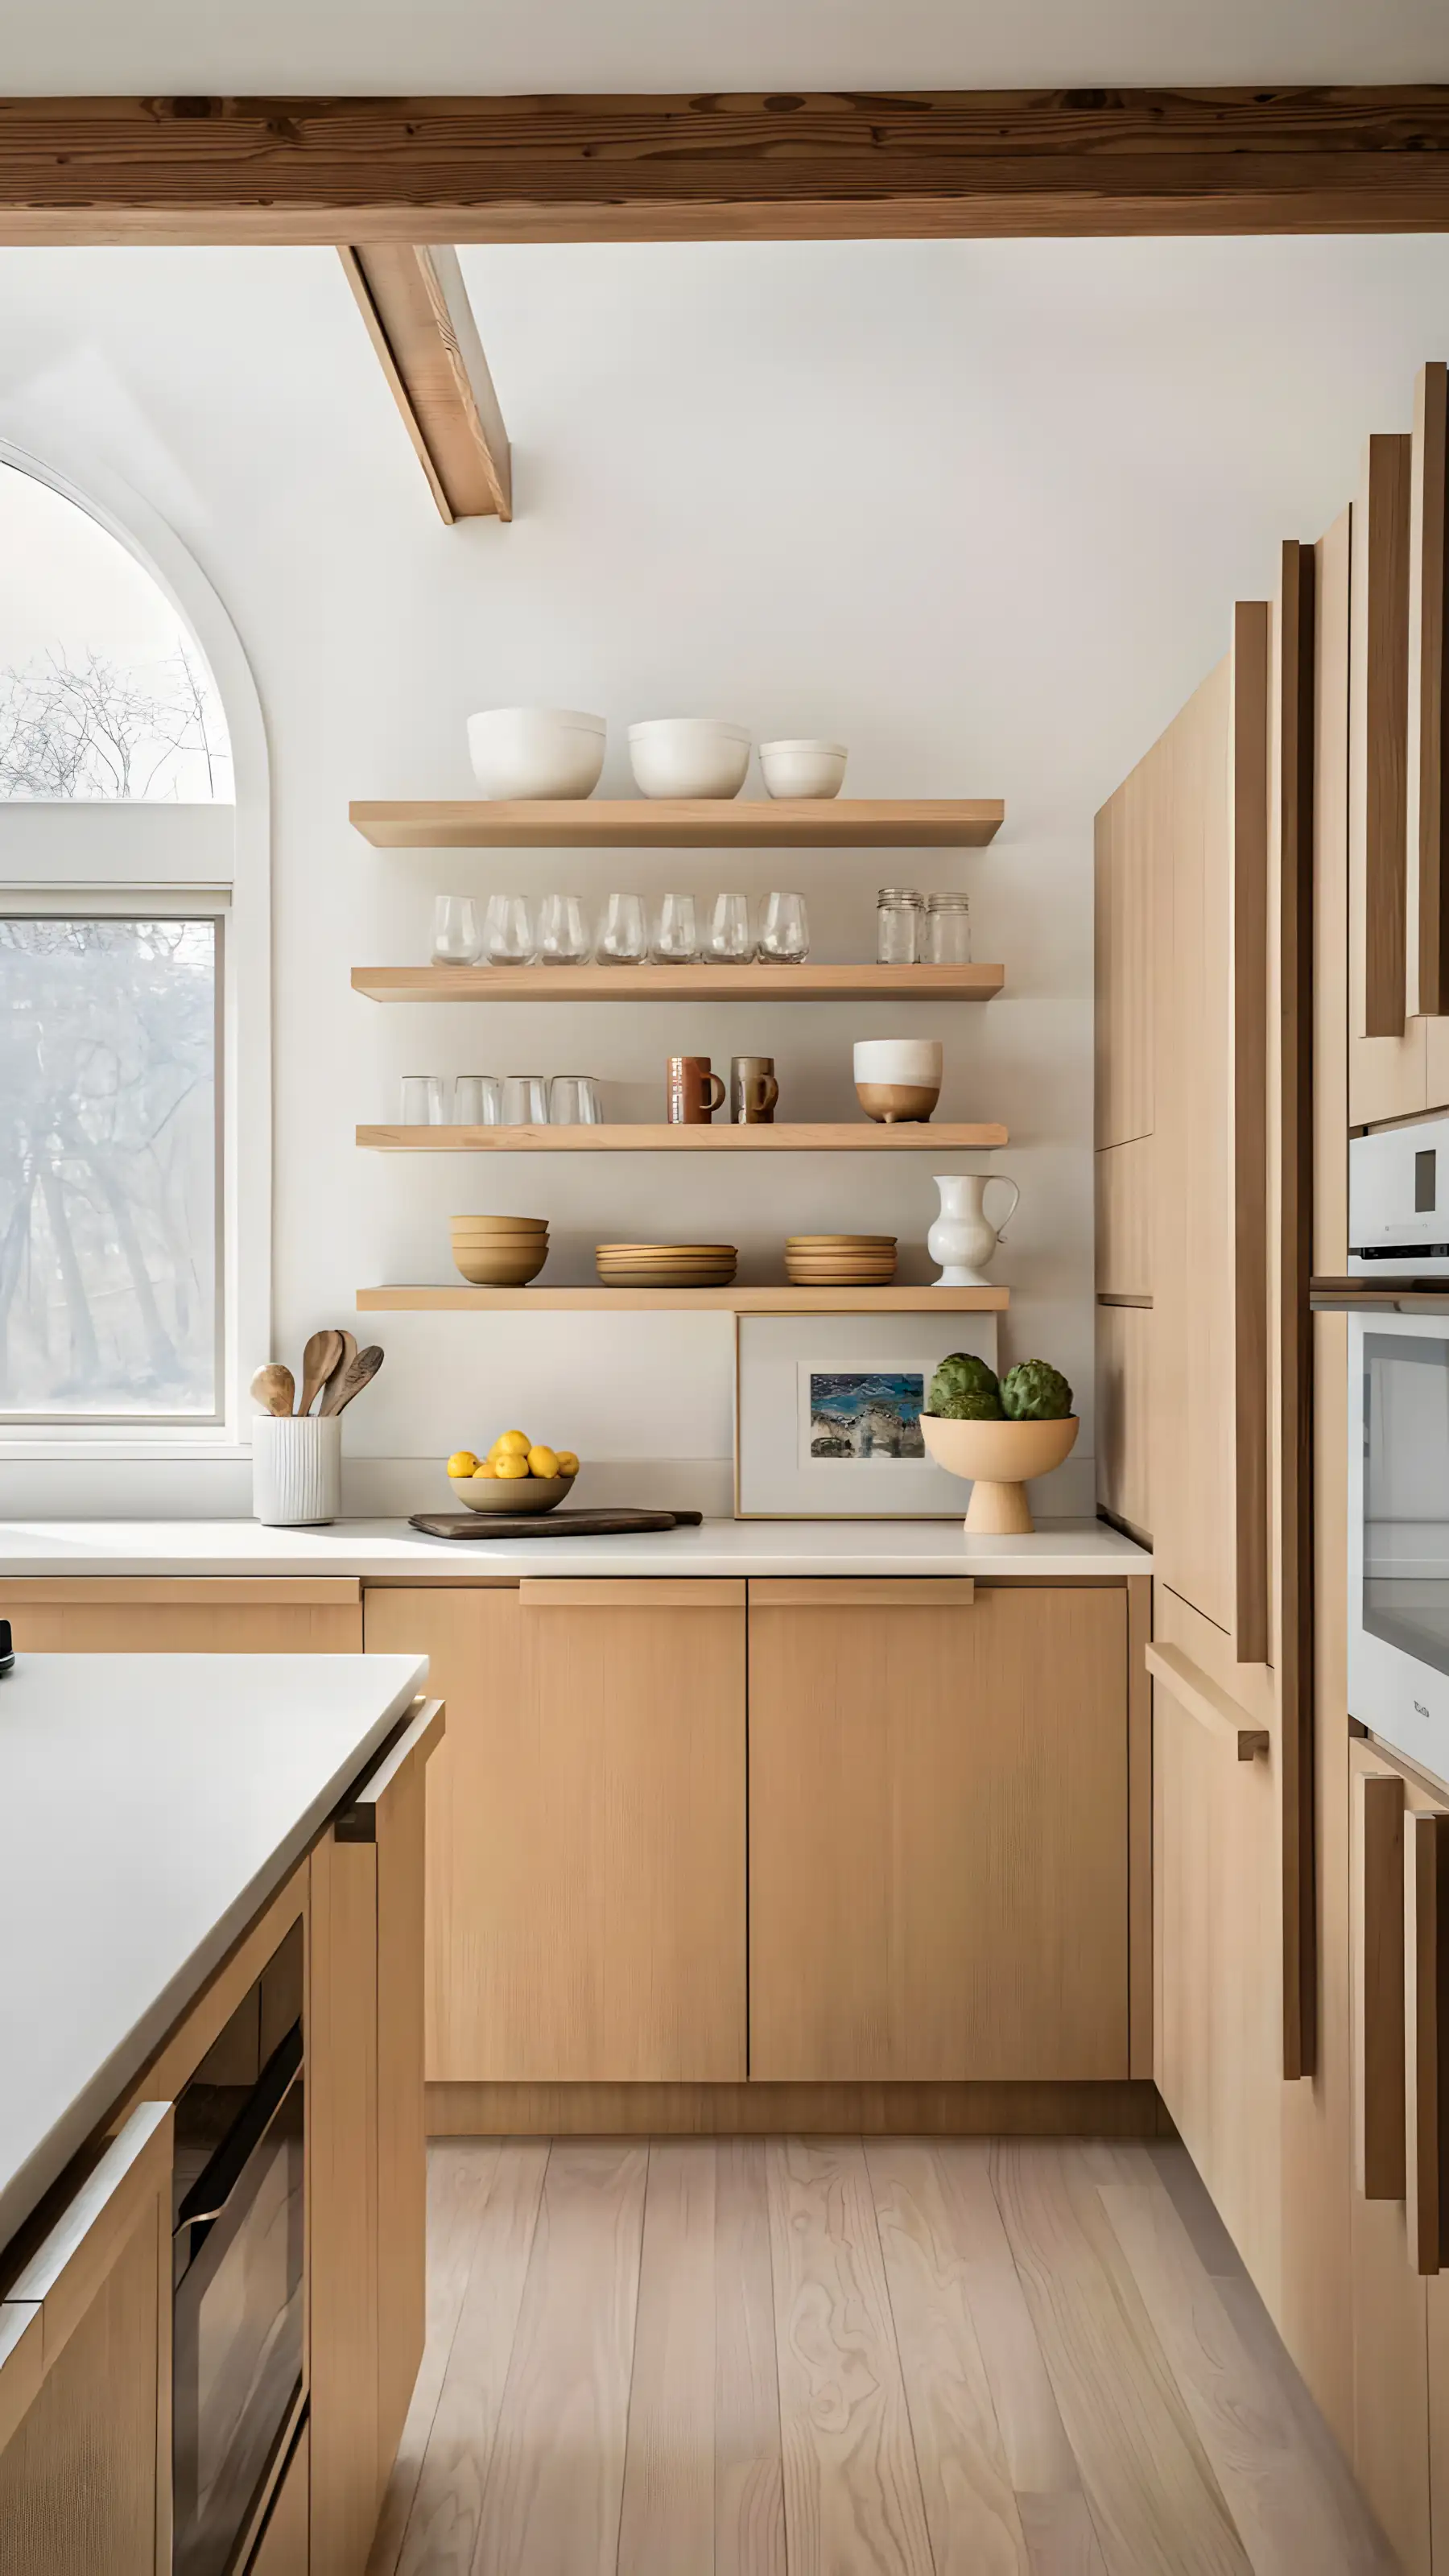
[0,453,268,1452]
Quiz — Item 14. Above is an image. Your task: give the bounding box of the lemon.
[448,1449,479,1478]
[491,1429,531,1459]
[555,1450,580,1478]
[470,1459,498,1480]
[493,1451,530,1480]
[527,1444,559,1481]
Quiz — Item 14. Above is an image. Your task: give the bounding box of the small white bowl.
[852,1038,943,1086]
[468,708,605,800]
[628,719,750,800]
[760,739,848,799]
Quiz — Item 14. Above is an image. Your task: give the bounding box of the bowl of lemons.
[447,1430,580,1513]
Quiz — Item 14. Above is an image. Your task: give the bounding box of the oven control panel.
[1351,1115,1449,1273]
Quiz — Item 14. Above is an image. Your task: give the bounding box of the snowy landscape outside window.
[0,462,234,1426]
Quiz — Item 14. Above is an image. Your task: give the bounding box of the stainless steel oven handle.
[175,2021,303,2240]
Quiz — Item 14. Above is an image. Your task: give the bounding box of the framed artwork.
[733,1311,999,1517]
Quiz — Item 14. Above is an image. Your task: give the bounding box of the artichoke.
[927,1352,1005,1421]
[1000,1359,1074,1422]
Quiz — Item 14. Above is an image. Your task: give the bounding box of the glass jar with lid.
[877,888,923,965]
[923,890,972,964]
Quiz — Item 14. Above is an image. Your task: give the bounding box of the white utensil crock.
[253,1414,342,1525]
[928,1172,1020,1286]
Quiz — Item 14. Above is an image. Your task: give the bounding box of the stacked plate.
[452,1214,549,1286]
[597,1242,738,1289]
[785,1233,898,1286]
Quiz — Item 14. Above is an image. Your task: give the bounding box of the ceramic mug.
[667,1055,725,1124]
[730,1055,779,1125]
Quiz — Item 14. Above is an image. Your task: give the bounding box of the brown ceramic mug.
[667,1055,725,1124]
[730,1055,780,1125]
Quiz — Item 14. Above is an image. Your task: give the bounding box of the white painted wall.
[2,233,1448,1514]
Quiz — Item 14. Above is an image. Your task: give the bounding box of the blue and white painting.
[806,1370,926,1462]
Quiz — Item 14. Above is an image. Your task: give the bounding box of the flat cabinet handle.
[1231,598,1272,1668]
[1145,1641,1269,1761]
[516,1579,745,1610]
[1408,1810,1449,2274]
[335,1694,444,1841]
[747,1579,976,1608]
[1354,1770,1407,2201]
[1409,361,1449,1017]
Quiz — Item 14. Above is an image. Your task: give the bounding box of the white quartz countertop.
[0,1515,1150,1581]
[0,1651,427,2262]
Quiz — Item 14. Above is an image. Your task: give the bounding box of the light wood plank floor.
[367,2136,1397,2576]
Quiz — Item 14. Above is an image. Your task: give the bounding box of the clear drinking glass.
[596,891,648,964]
[502,1074,551,1125]
[400,1075,445,1124]
[453,1075,504,1125]
[758,890,810,963]
[877,887,923,965]
[704,891,754,963]
[650,892,700,964]
[482,892,535,965]
[549,1075,603,1125]
[923,890,972,963]
[431,894,481,965]
[535,891,592,964]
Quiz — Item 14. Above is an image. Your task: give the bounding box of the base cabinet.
[0,1579,362,1655]
[748,1581,1130,2082]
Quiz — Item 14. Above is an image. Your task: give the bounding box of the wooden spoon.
[298,1327,344,1418]
[318,1329,357,1415]
[322,1344,383,1416]
[250,1362,295,1418]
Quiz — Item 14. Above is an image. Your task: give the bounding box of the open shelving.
[349,797,1004,850]
[357,1121,1008,1154]
[357,1284,1009,1314]
[352,962,1002,1003]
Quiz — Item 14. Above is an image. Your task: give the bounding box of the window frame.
[0,443,271,1465]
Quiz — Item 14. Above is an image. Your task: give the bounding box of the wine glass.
[431,895,481,965]
[758,890,810,964]
[535,891,592,964]
[704,891,754,963]
[650,892,700,964]
[596,892,648,964]
[482,893,535,965]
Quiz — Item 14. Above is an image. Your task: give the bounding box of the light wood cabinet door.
[1350,431,1430,1125]
[247,2421,308,2576]
[1094,769,1156,1149]
[0,1577,361,1653]
[364,1582,748,2084]
[748,1581,1129,2083]
[0,2103,173,2576]
[1095,1301,1152,1543]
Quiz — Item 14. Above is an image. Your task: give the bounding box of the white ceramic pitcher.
[927,1172,1021,1286]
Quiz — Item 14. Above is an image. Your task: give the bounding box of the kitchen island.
[0,1649,443,2576]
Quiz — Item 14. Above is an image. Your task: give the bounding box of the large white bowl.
[468,708,605,800]
[760,739,848,799]
[628,719,750,800]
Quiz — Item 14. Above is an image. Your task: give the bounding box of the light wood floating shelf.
[349,798,1004,849]
[352,963,1003,1003]
[357,1284,1010,1314]
[357,1122,1009,1153]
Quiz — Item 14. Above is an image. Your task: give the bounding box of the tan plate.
[596,1244,737,1257]
[786,1235,896,1247]
[450,1214,549,1232]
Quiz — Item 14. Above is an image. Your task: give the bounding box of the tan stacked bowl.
[451,1213,549,1286]
[785,1233,897,1286]
[596,1242,737,1288]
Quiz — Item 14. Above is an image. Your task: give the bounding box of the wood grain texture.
[426,2079,1166,2136]
[863,2139,1031,2571]
[1094,1302,1152,1543]
[1354,1769,1407,2201]
[766,2136,933,2575]
[353,958,1002,997]
[1094,1137,1153,1300]
[617,2144,717,2574]
[1409,1810,1449,2277]
[249,2421,310,2576]
[1145,1641,1269,1761]
[1092,774,1155,1150]
[1127,1576,1153,2079]
[715,2140,786,2576]
[1410,362,1449,1017]
[0,1583,361,1652]
[353,795,1005,848]
[990,2144,1249,2575]
[375,1732,430,2487]
[365,2139,505,2574]
[360,1283,1010,1315]
[1230,598,1272,1670]
[0,2211,162,2576]
[308,1825,380,2575]
[472,2142,648,2576]
[341,242,510,521]
[1350,432,1428,1122]
[749,1584,1129,2082]
[357,1118,1010,1152]
[748,1575,975,1607]
[6,91,1449,246]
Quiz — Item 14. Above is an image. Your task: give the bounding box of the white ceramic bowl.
[628,719,750,800]
[759,739,848,799]
[852,1038,943,1086]
[468,708,605,800]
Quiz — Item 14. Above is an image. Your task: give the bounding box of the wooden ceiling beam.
[0,89,1448,243]
[340,242,510,522]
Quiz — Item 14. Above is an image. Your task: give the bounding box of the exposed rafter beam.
[0,89,1447,244]
[340,242,510,522]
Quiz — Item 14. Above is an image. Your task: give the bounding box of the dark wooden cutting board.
[407,1508,705,1542]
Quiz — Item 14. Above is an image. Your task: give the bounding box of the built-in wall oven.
[171,1916,306,2576]
[1318,1117,1449,1785]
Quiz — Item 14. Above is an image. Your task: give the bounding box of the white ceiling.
[3,0,1447,95]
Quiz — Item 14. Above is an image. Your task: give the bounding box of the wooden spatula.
[321,1344,383,1416]
[249,1362,295,1417]
[318,1330,357,1414]
[298,1327,344,1417]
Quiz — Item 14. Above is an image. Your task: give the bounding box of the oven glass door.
[1352,1315,1449,1776]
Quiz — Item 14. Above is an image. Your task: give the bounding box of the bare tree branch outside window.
[0,642,232,801]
